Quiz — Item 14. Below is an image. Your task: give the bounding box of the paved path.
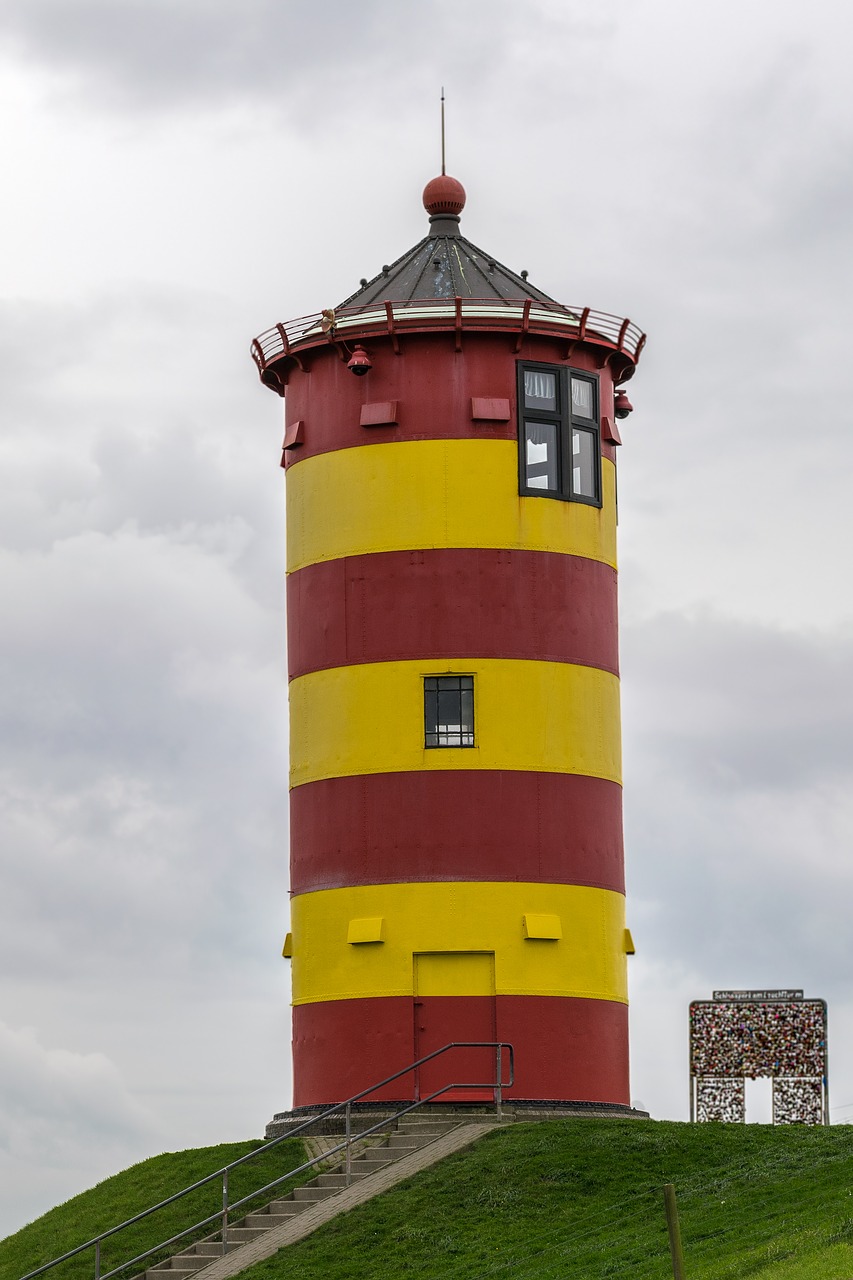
[193,1123,497,1280]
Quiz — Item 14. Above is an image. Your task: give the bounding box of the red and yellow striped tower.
[251,173,645,1109]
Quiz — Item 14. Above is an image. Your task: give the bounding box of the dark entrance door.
[413,951,497,1102]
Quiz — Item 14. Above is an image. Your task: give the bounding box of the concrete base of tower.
[264,1098,649,1140]
[288,993,630,1111]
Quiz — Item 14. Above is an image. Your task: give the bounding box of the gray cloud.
[0,0,589,115]
[0,1020,162,1232]
[624,614,853,791]
[0,1021,155,1150]
[623,612,853,1001]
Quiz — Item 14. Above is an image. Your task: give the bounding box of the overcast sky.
[2,0,853,1238]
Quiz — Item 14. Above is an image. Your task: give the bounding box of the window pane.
[571,377,594,418]
[524,421,558,491]
[524,369,557,411]
[425,675,474,748]
[572,428,597,499]
[424,678,438,745]
[460,685,474,740]
[437,685,460,728]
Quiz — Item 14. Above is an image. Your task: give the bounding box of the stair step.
[241,1212,296,1229]
[268,1198,311,1215]
[218,1227,267,1244]
[292,1185,338,1202]
[315,1171,369,1187]
[146,1270,200,1280]
[396,1123,457,1134]
[161,1258,211,1273]
[183,1241,244,1256]
[394,1135,447,1145]
[396,1117,458,1128]
[348,1159,392,1174]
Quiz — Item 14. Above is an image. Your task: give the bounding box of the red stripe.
[287,548,618,679]
[292,995,629,1107]
[290,771,624,894]
[283,334,617,464]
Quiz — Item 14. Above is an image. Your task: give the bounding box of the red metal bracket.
[271,323,303,373]
[471,397,511,422]
[514,298,532,353]
[261,368,287,395]
[385,301,400,354]
[360,401,398,427]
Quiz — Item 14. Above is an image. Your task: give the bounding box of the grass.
[5,1120,853,1280]
[0,1138,309,1280]
[232,1119,853,1280]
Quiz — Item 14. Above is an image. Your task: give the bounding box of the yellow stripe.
[290,881,627,1005]
[286,440,617,573]
[290,658,621,788]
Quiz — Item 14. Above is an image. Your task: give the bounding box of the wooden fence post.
[663,1183,686,1279]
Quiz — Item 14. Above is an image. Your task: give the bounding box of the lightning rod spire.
[440,87,446,176]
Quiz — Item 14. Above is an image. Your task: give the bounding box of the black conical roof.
[252,174,646,390]
[337,175,556,309]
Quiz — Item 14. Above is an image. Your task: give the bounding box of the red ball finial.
[423,174,466,217]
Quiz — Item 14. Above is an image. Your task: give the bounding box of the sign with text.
[712,989,803,1002]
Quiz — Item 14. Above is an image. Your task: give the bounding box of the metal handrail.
[20,1041,513,1280]
[250,296,645,373]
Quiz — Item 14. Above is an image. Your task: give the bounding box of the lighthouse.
[251,171,645,1110]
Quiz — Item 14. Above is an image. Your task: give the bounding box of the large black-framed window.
[518,362,601,506]
[424,675,474,748]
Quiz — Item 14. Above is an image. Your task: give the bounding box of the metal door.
[413,951,497,1101]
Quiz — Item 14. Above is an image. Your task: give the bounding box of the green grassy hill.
[4,1121,853,1280]
[0,1139,308,1280]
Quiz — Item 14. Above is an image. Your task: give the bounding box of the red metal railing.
[251,296,645,375]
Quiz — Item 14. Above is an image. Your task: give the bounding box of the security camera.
[614,389,634,419]
[347,345,372,376]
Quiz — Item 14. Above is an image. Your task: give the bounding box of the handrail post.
[221,1169,229,1256]
[495,1043,503,1121]
[345,1102,352,1186]
[94,1240,100,1280]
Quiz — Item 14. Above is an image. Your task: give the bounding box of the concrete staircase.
[140,1116,462,1280]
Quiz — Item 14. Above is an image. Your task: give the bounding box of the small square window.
[424,675,474,748]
